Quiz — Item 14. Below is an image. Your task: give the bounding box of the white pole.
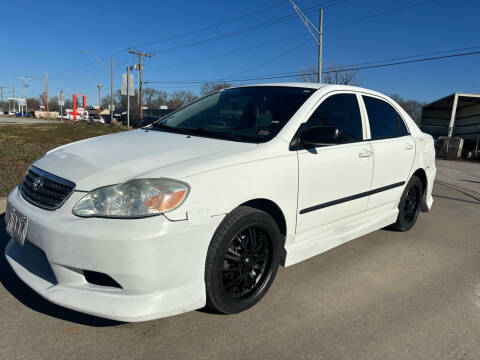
[127,66,130,128]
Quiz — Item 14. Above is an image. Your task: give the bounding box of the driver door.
[295,92,374,235]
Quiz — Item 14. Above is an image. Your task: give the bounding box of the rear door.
[361,95,415,210]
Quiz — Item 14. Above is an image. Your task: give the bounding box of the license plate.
[5,204,28,246]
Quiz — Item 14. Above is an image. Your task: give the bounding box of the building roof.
[423,92,480,111]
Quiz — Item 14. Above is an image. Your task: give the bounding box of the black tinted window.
[156,86,315,143]
[305,94,363,144]
[363,96,408,140]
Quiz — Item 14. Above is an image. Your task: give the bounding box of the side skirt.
[284,206,398,267]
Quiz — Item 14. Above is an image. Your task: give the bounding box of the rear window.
[363,96,409,140]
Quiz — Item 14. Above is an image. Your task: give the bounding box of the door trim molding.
[299,181,405,214]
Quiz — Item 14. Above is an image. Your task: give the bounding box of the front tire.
[390,176,423,232]
[205,206,282,314]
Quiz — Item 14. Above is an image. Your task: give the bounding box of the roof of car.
[234,82,376,94]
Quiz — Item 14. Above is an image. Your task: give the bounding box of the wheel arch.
[411,167,429,212]
[239,198,287,237]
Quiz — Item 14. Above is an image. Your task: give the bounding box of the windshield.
[151,86,315,143]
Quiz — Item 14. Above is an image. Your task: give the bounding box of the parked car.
[5,84,436,322]
[89,116,105,124]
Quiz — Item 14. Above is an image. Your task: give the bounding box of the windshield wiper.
[150,122,192,135]
[150,124,259,143]
[180,127,242,141]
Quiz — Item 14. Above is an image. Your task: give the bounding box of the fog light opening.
[84,270,122,289]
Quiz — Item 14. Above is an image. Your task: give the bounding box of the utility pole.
[126,66,131,128]
[128,49,152,120]
[19,77,31,116]
[317,9,323,83]
[110,59,114,123]
[45,73,49,117]
[97,84,103,121]
[13,85,15,113]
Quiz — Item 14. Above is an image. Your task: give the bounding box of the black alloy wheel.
[205,206,281,314]
[403,185,420,223]
[221,226,272,299]
[390,175,423,232]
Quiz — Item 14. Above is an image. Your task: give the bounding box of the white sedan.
[5,83,436,322]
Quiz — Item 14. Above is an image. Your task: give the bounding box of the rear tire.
[205,206,281,314]
[390,176,423,232]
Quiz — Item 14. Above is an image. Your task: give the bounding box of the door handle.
[359,149,373,158]
[405,143,414,150]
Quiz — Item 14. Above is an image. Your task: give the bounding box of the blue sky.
[2,0,479,104]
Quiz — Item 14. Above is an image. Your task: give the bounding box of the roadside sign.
[121,73,134,96]
[58,101,64,106]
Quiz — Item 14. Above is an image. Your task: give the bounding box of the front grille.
[20,166,76,210]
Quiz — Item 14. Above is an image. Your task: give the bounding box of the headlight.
[72,178,189,218]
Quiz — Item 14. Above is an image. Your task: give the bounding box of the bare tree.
[48,96,60,112]
[298,67,318,83]
[297,65,359,85]
[323,66,359,85]
[200,82,232,96]
[390,94,425,124]
[143,88,159,108]
[26,98,40,111]
[143,88,168,108]
[166,91,198,109]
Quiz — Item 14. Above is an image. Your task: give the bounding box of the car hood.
[34,129,258,190]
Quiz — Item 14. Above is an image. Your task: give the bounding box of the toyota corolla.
[5,84,436,321]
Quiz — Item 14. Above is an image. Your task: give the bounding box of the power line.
[145,0,347,55]
[211,0,442,82]
[43,0,433,82]
[38,0,441,87]
[129,1,288,50]
[46,1,314,78]
[323,44,480,71]
[326,0,439,30]
[230,39,311,77]
[48,1,342,82]
[144,49,480,84]
[148,33,308,72]
[62,0,438,82]
[323,50,480,73]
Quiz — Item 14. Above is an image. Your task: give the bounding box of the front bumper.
[5,187,224,322]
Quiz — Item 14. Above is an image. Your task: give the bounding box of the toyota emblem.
[32,176,44,191]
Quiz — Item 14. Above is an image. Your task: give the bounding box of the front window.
[151,86,315,143]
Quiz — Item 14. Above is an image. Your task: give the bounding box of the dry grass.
[0,122,128,196]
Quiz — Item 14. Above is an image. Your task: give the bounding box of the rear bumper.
[423,163,436,212]
[5,187,224,322]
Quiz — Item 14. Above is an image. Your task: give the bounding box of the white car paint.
[5,83,436,321]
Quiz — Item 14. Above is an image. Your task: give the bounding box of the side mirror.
[300,125,342,147]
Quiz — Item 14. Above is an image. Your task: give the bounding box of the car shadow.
[0,213,122,327]
[459,179,480,185]
[432,194,480,205]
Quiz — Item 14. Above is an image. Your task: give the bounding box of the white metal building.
[421,93,480,151]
